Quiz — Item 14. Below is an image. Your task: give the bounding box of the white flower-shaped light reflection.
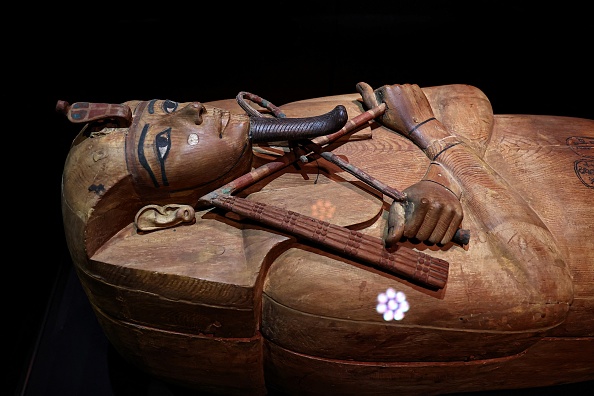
[376,288,409,321]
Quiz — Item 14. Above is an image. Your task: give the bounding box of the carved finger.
[415,201,442,242]
[428,206,456,244]
[441,210,464,245]
[403,198,430,239]
[386,202,406,248]
[356,82,380,109]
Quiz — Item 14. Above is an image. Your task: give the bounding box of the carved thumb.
[386,201,406,249]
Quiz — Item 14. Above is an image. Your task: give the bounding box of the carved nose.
[177,102,206,125]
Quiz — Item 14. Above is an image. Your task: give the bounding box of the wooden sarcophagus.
[59,83,593,395]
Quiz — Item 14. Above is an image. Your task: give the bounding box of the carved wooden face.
[125,99,252,194]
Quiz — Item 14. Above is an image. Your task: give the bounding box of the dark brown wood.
[263,337,594,396]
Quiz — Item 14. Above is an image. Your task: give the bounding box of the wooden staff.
[207,193,449,290]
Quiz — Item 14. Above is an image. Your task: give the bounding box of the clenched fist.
[386,179,463,248]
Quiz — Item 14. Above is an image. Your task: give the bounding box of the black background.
[12,3,593,395]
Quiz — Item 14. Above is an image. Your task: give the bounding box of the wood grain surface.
[61,84,593,395]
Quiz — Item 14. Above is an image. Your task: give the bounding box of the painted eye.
[162,100,179,114]
[156,128,172,162]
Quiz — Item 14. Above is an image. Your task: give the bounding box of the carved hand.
[356,82,457,154]
[386,178,463,248]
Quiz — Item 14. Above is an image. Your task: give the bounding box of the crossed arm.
[357,82,573,306]
[357,82,465,247]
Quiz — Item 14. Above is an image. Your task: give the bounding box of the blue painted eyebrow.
[148,99,158,114]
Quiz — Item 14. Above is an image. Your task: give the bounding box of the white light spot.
[388,299,398,311]
[376,288,409,321]
[399,301,410,313]
[188,133,199,145]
